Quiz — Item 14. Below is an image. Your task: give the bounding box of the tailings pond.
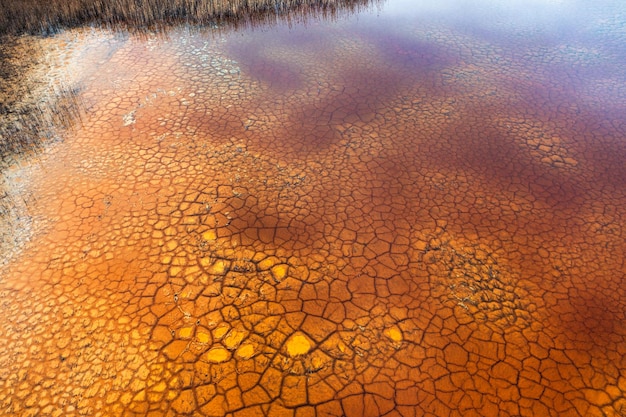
[0,0,625,416]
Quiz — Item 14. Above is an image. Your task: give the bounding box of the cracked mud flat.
[1,0,625,416]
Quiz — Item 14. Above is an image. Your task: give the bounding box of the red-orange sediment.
[0,6,625,417]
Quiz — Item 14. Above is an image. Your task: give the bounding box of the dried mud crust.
[421,231,535,330]
[0,17,625,417]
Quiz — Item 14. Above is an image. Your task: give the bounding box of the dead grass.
[0,0,376,35]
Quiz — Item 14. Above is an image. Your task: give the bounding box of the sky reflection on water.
[0,0,625,416]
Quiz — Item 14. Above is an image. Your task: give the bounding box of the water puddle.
[1,0,625,415]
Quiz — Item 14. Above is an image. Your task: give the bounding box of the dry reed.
[0,0,378,35]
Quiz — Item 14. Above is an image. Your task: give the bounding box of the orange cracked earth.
[1,1,626,416]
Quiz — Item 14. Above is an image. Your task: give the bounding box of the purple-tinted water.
[1,0,625,415]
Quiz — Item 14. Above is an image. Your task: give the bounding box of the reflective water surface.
[1,0,625,416]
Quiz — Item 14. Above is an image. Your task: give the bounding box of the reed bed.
[0,0,377,35]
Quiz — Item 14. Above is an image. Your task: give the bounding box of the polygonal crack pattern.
[1,15,626,417]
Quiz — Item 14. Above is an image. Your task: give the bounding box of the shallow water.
[1,0,625,416]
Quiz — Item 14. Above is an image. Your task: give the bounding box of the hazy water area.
[0,0,625,416]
